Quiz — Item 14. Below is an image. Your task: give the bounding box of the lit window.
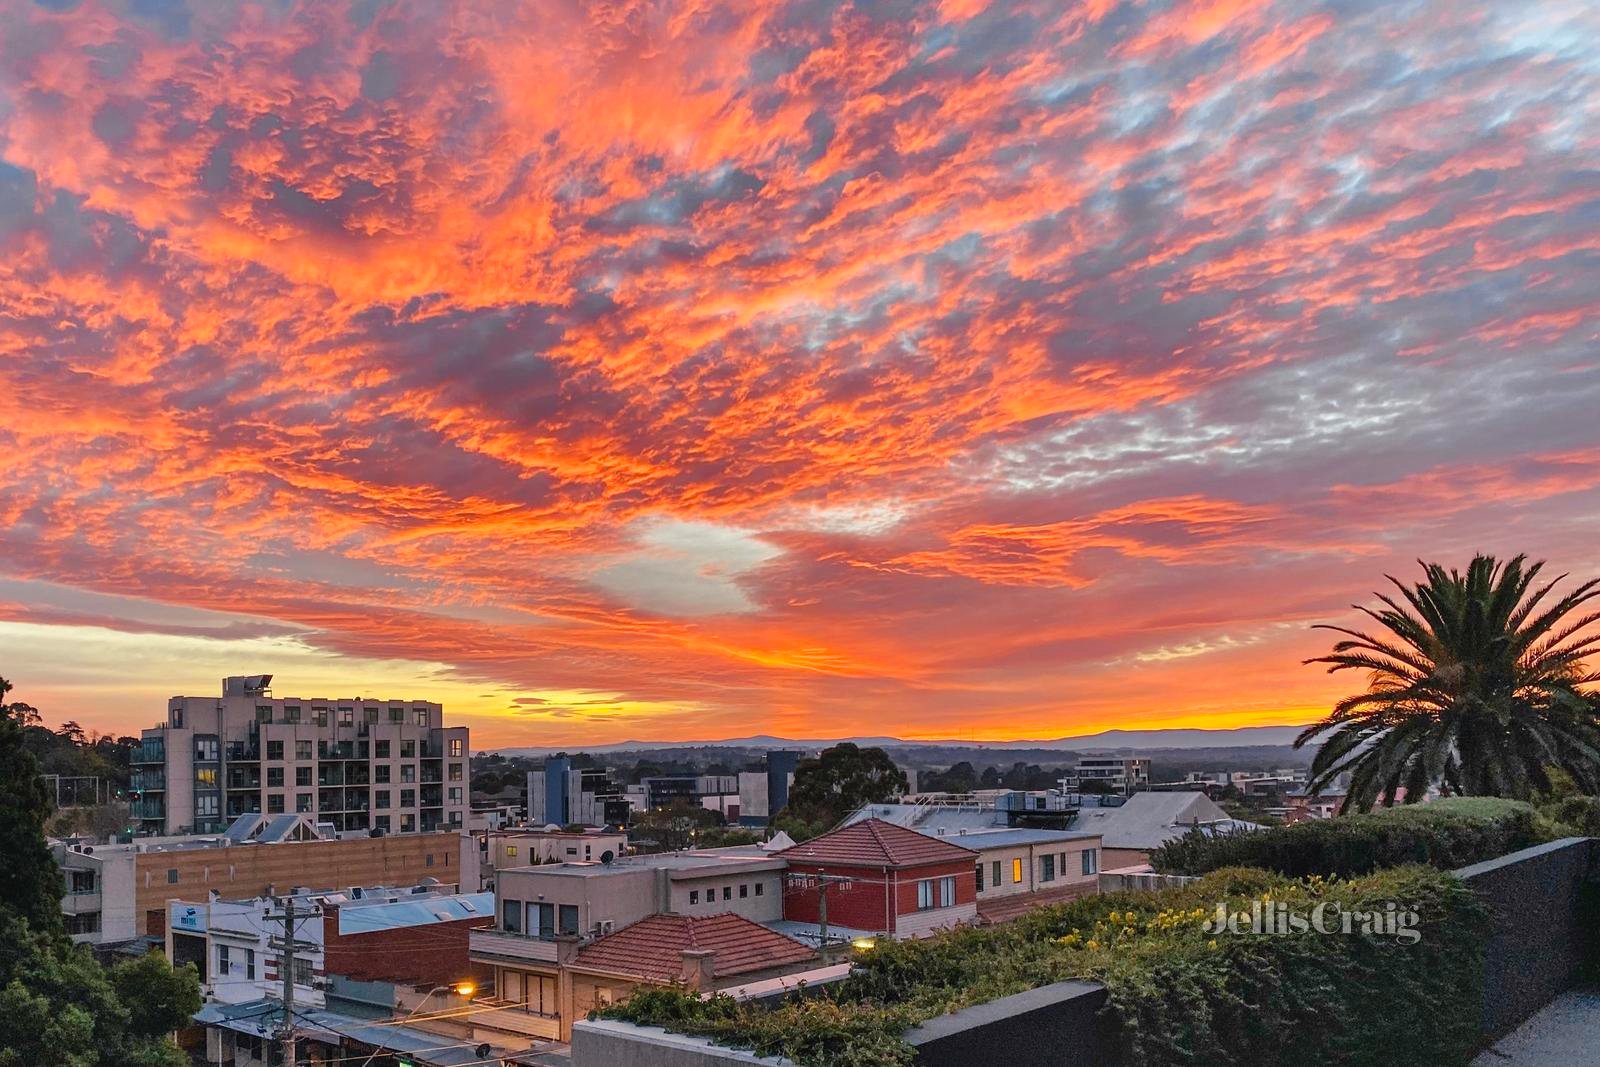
[1011,858,1022,884]
[449,739,464,757]
[506,846,518,858]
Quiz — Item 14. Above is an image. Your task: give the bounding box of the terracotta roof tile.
[571,913,815,983]
[774,818,978,868]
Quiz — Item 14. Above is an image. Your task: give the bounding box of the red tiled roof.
[975,882,1098,925]
[570,914,815,983]
[774,818,978,868]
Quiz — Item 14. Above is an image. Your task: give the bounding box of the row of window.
[256,705,434,727]
[194,737,466,761]
[688,882,764,906]
[501,899,581,938]
[974,849,1099,892]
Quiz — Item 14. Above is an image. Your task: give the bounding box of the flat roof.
[946,828,1101,850]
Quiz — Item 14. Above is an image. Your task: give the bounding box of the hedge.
[599,865,1488,1066]
[1149,797,1551,878]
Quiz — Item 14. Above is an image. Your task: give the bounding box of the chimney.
[679,949,716,990]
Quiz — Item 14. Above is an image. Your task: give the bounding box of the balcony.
[61,891,101,915]
[225,742,260,762]
[469,928,561,965]
[132,741,165,765]
[465,1000,561,1041]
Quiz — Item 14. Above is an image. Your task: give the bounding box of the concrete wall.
[496,865,656,936]
[667,869,784,922]
[573,1019,797,1066]
[1455,836,1599,1039]
[903,981,1112,1067]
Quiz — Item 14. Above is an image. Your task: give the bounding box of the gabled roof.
[774,818,977,868]
[1070,791,1253,849]
[571,914,814,983]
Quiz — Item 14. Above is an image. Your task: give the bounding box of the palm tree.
[1296,554,1600,812]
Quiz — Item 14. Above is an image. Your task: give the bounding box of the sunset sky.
[1,0,1598,749]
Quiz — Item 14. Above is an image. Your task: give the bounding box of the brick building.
[775,819,979,938]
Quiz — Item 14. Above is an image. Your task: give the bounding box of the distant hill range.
[493,724,1307,759]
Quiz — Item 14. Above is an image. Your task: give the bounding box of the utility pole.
[264,895,309,1067]
[789,873,854,965]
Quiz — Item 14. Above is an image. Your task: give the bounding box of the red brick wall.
[891,860,977,915]
[781,862,894,932]
[321,907,493,987]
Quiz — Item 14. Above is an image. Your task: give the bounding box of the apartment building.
[55,819,477,946]
[527,757,628,827]
[1060,757,1152,795]
[132,675,469,836]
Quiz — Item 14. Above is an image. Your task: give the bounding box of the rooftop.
[1069,791,1255,849]
[775,818,978,868]
[571,913,815,983]
[946,827,1100,850]
[335,891,495,935]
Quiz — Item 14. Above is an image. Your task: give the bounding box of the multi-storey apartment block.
[132,675,469,836]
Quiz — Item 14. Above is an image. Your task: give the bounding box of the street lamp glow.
[454,981,476,998]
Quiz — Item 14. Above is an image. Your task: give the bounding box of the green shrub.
[1150,797,1549,878]
[599,866,1487,1066]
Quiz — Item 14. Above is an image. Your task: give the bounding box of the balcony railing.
[469,928,561,964]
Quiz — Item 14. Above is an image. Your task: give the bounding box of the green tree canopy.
[1297,555,1600,812]
[0,677,67,935]
[777,743,909,829]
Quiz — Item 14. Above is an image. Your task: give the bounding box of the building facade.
[132,675,469,836]
[56,825,477,945]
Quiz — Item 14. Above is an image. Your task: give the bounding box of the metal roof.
[947,828,1100,850]
[337,891,495,935]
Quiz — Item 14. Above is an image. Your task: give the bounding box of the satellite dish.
[599,850,615,864]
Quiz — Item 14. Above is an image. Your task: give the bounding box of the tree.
[778,743,908,829]
[1297,555,1600,812]
[110,952,202,1042]
[0,677,66,934]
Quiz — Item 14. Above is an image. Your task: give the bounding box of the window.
[916,879,935,910]
[267,741,284,761]
[375,765,391,783]
[389,707,404,723]
[375,790,390,809]
[534,902,555,938]
[218,944,231,976]
[401,740,416,759]
[167,868,179,885]
[426,853,435,868]
[939,875,955,908]
[373,815,390,832]
[268,795,284,814]
[502,898,522,933]
[448,787,462,803]
[195,737,218,761]
[1081,849,1099,876]
[401,814,415,832]
[739,884,748,899]
[246,948,255,980]
[195,795,218,816]
[267,768,283,788]
[992,861,1001,887]
[1011,858,1023,884]
[340,707,353,725]
[284,706,300,724]
[401,789,415,807]
[690,890,699,905]
[293,957,312,987]
[505,845,518,858]
[415,709,430,726]
[256,706,272,723]
[171,707,183,727]
[754,883,763,896]
[195,768,218,788]
[1041,854,1056,883]
[375,740,390,759]
[975,863,984,892]
[449,763,463,781]
[364,706,379,723]
[296,793,313,813]
[449,738,464,757]
[296,767,311,787]
[559,904,579,935]
[401,764,416,783]
[295,740,313,761]
[315,708,328,727]
[722,886,732,901]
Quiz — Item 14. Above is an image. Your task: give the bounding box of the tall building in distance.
[1060,757,1152,795]
[131,675,470,836]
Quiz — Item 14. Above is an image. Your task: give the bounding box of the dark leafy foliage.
[1149,797,1549,877]
[1297,555,1600,812]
